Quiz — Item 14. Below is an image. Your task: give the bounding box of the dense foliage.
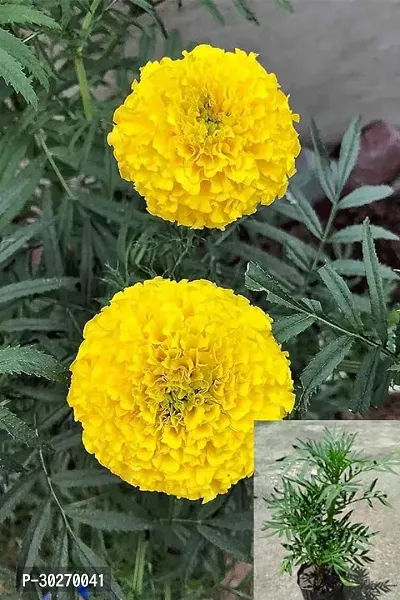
[0,0,399,599]
[262,428,398,585]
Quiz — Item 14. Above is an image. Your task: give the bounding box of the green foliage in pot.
[262,428,398,588]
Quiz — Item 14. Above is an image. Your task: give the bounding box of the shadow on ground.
[346,567,396,600]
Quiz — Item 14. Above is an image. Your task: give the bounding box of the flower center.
[197,99,220,135]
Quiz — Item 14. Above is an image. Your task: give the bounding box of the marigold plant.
[107,44,301,230]
[67,277,294,502]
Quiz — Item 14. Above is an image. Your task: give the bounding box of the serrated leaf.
[0,346,67,383]
[0,471,39,523]
[318,263,363,330]
[309,119,336,203]
[197,524,249,561]
[65,508,153,532]
[336,116,361,194]
[330,259,398,280]
[201,0,225,23]
[272,314,316,344]
[52,469,121,488]
[338,185,393,209]
[16,497,52,587]
[286,187,323,239]
[0,277,77,307]
[0,5,60,28]
[0,220,45,266]
[205,511,253,531]
[244,263,306,312]
[0,404,53,452]
[362,219,388,345]
[330,224,399,243]
[300,335,353,400]
[0,45,37,107]
[350,348,380,414]
[0,27,48,88]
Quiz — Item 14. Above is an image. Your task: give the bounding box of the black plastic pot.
[297,564,345,600]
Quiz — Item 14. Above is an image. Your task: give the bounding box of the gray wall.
[129,0,400,145]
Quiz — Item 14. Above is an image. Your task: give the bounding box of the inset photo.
[254,421,400,600]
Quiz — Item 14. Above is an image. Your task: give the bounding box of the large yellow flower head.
[107,44,300,230]
[67,278,294,502]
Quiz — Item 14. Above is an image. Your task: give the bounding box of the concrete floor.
[254,421,400,600]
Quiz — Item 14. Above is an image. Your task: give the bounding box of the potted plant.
[262,427,398,600]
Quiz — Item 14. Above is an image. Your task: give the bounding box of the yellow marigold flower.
[67,278,294,502]
[107,44,300,230]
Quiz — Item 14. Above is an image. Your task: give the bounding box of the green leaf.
[336,116,361,195]
[0,27,48,89]
[350,348,380,414]
[0,220,45,266]
[206,511,253,531]
[73,537,126,600]
[0,5,60,28]
[362,219,388,344]
[65,508,153,532]
[182,531,205,582]
[42,195,64,277]
[0,318,68,333]
[300,335,354,400]
[0,44,37,107]
[16,497,52,587]
[245,262,306,312]
[309,119,336,203]
[0,471,39,523]
[0,159,44,231]
[233,0,259,23]
[318,264,363,330]
[330,224,399,243]
[52,469,121,488]
[272,314,316,344]
[131,0,168,37]
[330,259,398,280]
[201,0,225,23]
[277,0,294,12]
[0,404,54,452]
[286,187,323,239]
[53,526,69,600]
[338,185,393,209]
[230,243,303,289]
[197,524,249,561]
[0,346,67,383]
[0,452,28,473]
[0,277,76,307]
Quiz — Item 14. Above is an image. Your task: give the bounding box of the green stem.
[132,535,148,596]
[35,132,76,199]
[303,200,340,291]
[74,0,102,121]
[74,53,93,121]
